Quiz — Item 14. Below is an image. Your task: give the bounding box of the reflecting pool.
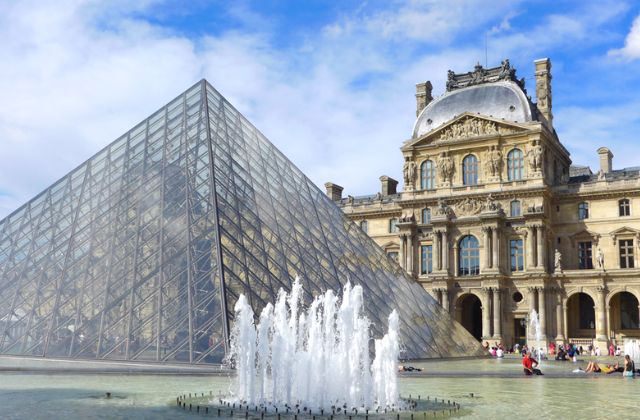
[0,357,638,419]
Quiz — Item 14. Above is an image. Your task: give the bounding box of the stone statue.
[527,140,544,172]
[437,152,454,184]
[485,145,503,178]
[554,249,563,273]
[537,78,549,109]
[403,158,417,186]
[596,248,605,270]
[434,198,452,217]
[485,193,501,212]
[446,70,456,91]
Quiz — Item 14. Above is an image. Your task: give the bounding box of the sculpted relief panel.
[437,117,517,142]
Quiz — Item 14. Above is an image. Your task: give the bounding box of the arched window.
[420,160,436,190]
[507,148,524,181]
[389,218,399,233]
[458,235,480,276]
[462,155,478,186]
[359,220,368,233]
[578,202,589,220]
[619,199,631,217]
[510,200,521,217]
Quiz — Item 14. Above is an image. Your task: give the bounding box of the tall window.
[510,239,524,272]
[507,149,524,181]
[422,208,431,224]
[389,218,399,233]
[420,160,436,190]
[459,235,480,276]
[359,220,368,233]
[578,241,593,269]
[510,200,521,217]
[578,202,589,220]
[619,199,631,217]
[462,155,478,186]
[620,239,635,268]
[421,245,433,275]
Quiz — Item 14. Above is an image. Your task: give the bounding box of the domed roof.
[413,80,537,139]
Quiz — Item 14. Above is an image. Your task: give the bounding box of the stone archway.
[567,292,595,339]
[456,294,482,341]
[609,291,640,339]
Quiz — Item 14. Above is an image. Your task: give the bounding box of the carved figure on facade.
[485,145,503,178]
[527,140,544,173]
[536,77,551,109]
[434,198,453,217]
[399,209,415,223]
[403,157,417,188]
[485,193,502,212]
[455,197,484,216]
[437,117,507,142]
[554,249,563,273]
[437,152,454,184]
[596,247,605,270]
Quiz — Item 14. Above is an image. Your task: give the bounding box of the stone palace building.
[326,58,640,350]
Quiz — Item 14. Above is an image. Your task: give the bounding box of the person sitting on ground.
[623,355,635,377]
[555,347,568,361]
[522,350,543,376]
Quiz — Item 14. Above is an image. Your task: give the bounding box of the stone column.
[482,288,492,339]
[555,291,565,341]
[407,232,414,276]
[442,288,450,312]
[526,225,535,270]
[433,231,440,272]
[442,230,449,274]
[528,287,537,313]
[538,286,547,337]
[482,227,492,270]
[492,227,500,271]
[493,287,502,340]
[563,302,569,340]
[537,225,546,270]
[399,234,406,271]
[596,286,607,341]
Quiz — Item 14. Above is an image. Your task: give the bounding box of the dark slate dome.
[413,80,537,138]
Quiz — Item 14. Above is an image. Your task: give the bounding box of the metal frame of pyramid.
[0,80,485,365]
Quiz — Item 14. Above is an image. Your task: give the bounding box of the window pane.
[578,242,593,269]
[510,239,524,271]
[463,155,478,186]
[459,235,479,275]
[421,245,432,275]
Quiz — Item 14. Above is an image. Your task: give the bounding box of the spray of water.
[529,309,543,366]
[226,277,401,412]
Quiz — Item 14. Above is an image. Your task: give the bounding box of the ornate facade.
[329,58,640,350]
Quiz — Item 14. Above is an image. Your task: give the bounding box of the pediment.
[569,229,601,246]
[610,226,640,244]
[403,113,530,150]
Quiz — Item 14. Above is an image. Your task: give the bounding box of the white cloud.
[609,14,640,60]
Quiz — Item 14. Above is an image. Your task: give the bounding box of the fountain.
[529,309,544,364]
[624,339,640,363]
[225,278,401,413]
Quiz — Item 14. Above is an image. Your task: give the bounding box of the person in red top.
[522,350,544,375]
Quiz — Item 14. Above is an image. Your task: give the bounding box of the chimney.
[597,147,613,173]
[379,176,398,196]
[324,182,343,201]
[534,58,553,126]
[415,81,433,117]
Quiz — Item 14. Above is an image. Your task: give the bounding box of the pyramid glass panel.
[0,80,484,364]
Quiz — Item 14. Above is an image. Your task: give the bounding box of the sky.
[1,0,640,219]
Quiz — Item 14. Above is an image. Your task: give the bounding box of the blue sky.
[1,0,640,218]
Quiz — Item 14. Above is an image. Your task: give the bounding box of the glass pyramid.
[0,80,484,364]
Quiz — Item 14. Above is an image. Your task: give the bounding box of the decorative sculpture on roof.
[445,59,526,92]
[437,151,454,185]
[485,145,503,178]
[403,157,417,189]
